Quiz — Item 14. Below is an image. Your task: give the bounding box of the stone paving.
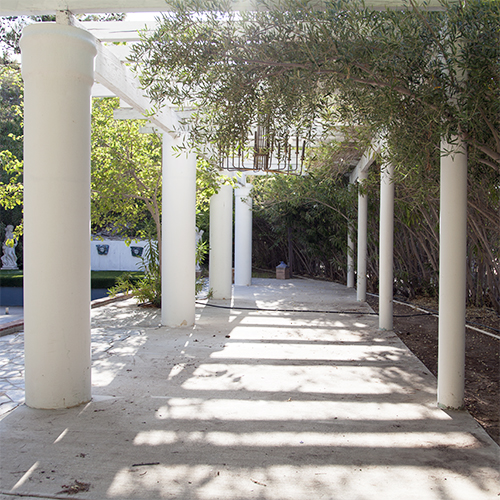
[0,331,24,416]
[0,297,158,419]
[0,287,209,419]
[0,327,143,419]
[1,280,499,500]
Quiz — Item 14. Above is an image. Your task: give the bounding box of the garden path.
[0,279,499,499]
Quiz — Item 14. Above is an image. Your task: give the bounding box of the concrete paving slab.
[0,293,134,337]
[0,278,499,500]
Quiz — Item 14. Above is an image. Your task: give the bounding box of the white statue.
[1,225,18,270]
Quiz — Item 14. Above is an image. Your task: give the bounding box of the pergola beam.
[77,21,157,42]
[93,38,179,135]
[0,0,449,16]
[350,140,381,183]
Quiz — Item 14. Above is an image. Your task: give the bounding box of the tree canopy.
[129,0,499,310]
[129,0,499,174]
[0,65,23,252]
[91,97,163,244]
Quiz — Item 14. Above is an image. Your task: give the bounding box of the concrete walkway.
[0,278,498,499]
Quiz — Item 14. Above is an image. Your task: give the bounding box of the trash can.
[276,261,291,279]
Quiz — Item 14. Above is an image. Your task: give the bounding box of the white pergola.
[1,0,467,414]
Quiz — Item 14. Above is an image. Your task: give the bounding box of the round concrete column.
[379,162,394,330]
[357,170,368,302]
[161,134,197,327]
[21,23,96,409]
[438,137,467,409]
[234,184,252,286]
[347,221,355,288]
[209,184,233,299]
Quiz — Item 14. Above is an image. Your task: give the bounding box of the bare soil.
[366,294,500,446]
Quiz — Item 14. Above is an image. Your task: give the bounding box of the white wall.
[91,238,150,271]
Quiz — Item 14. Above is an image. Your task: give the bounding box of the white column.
[379,162,394,330]
[357,170,368,301]
[438,137,467,409]
[347,221,355,288]
[234,183,253,286]
[21,23,96,409]
[209,184,233,299]
[162,134,197,327]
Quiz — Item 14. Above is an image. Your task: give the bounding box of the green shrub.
[91,271,144,289]
[0,270,23,287]
[0,270,144,289]
[109,239,161,307]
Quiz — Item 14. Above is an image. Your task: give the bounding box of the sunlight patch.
[153,398,448,421]
[134,429,478,448]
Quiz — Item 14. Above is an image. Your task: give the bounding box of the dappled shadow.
[0,279,498,499]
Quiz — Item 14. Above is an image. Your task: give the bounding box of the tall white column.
[21,23,96,409]
[209,184,233,299]
[357,170,368,302]
[162,134,197,327]
[234,183,253,286]
[438,137,467,409]
[347,221,355,288]
[379,162,394,330]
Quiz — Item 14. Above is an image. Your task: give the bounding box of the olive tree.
[129,0,499,309]
[129,0,499,170]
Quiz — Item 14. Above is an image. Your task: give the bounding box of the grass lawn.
[0,270,144,289]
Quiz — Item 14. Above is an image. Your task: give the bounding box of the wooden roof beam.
[0,0,449,16]
[93,36,180,136]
